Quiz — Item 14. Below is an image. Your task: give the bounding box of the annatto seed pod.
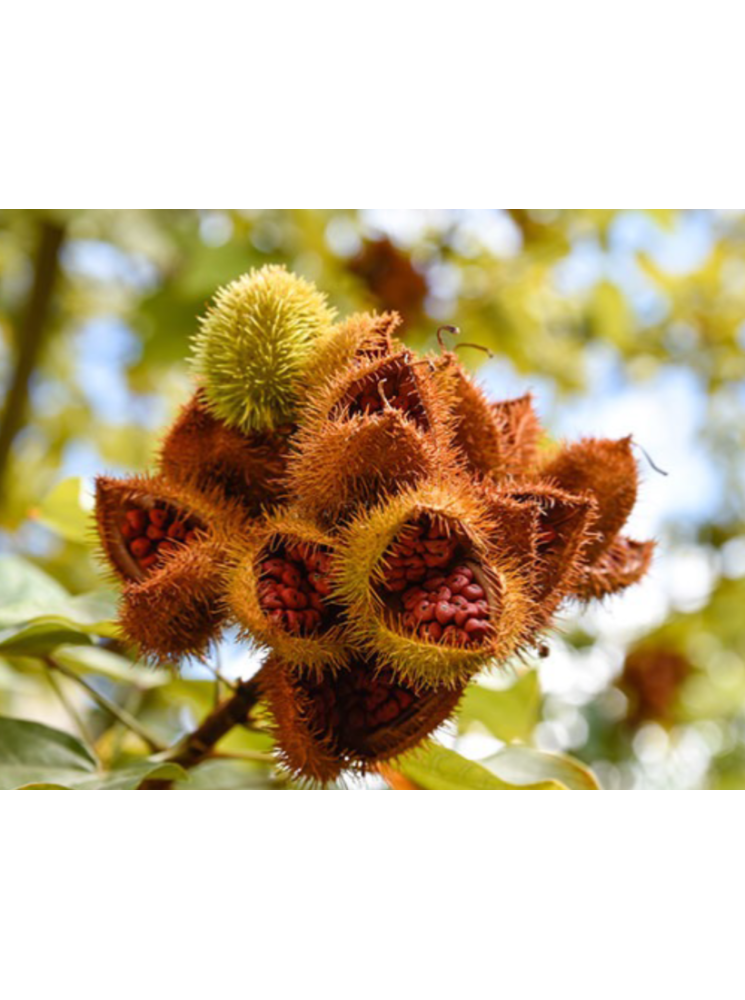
[334,480,535,690]
[302,311,403,396]
[257,653,464,784]
[191,265,337,433]
[499,482,598,623]
[158,390,293,516]
[574,535,655,601]
[538,436,654,600]
[226,512,347,676]
[94,474,242,662]
[434,355,544,483]
[287,348,458,526]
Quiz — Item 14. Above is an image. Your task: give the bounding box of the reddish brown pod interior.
[117,503,203,579]
[378,514,492,648]
[257,540,339,637]
[331,356,430,431]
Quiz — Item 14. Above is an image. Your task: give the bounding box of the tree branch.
[0,218,65,493]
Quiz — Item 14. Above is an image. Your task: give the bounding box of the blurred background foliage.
[1,208,744,789]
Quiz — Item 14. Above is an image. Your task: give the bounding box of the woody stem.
[165,677,262,770]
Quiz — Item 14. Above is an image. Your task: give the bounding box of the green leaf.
[458,671,541,743]
[483,746,600,790]
[398,744,560,790]
[0,556,119,655]
[75,760,187,790]
[31,477,92,545]
[0,716,97,789]
[53,644,169,688]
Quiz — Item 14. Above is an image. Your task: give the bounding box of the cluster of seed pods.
[258,544,334,635]
[383,519,490,647]
[303,666,417,748]
[119,506,200,573]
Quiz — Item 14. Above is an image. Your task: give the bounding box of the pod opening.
[331,356,429,431]
[257,540,341,637]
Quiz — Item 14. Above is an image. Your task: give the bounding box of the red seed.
[423,575,447,592]
[452,565,473,581]
[435,586,452,602]
[126,509,148,533]
[448,574,469,594]
[262,559,285,578]
[462,583,485,601]
[435,601,455,626]
[375,700,400,725]
[120,521,137,541]
[157,540,179,557]
[412,600,434,624]
[305,610,322,631]
[284,611,301,633]
[149,509,168,528]
[284,588,308,611]
[139,553,158,570]
[281,566,301,588]
[465,619,489,638]
[167,521,187,540]
[309,592,325,612]
[146,525,165,541]
[441,625,459,645]
[402,588,427,609]
[185,530,199,543]
[130,537,151,558]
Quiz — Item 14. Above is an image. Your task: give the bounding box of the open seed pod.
[334,480,535,689]
[94,474,241,661]
[502,482,598,623]
[287,348,458,525]
[574,535,654,601]
[226,512,347,676]
[540,436,639,562]
[257,653,464,784]
[158,390,293,516]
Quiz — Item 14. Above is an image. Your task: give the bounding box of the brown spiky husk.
[158,390,292,516]
[303,311,403,395]
[287,349,459,525]
[503,482,598,622]
[540,436,638,560]
[94,472,246,585]
[574,535,655,601]
[438,354,505,478]
[491,393,542,478]
[225,511,347,676]
[119,537,229,663]
[258,653,463,784]
[334,479,536,689]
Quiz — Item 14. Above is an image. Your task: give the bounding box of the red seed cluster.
[259,544,334,635]
[119,506,200,574]
[304,665,416,749]
[382,520,491,647]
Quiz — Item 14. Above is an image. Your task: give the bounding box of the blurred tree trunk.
[0,218,65,496]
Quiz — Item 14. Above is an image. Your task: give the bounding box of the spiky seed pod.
[191,265,337,433]
[619,645,690,726]
[490,393,542,478]
[226,512,347,676]
[119,537,229,663]
[334,480,535,689]
[94,475,241,662]
[540,437,638,561]
[287,349,458,525]
[158,390,293,516]
[258,653,463,784]
[302,311,403,398]
[574,535,654,601]
[437,354,504,478]
[94,473,244,585]
[502,482,598,622]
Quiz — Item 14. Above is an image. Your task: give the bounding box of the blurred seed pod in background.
[226,512,347,676]
[348,237,428,321]
[159,390,293,516]
[618,645,691,727]
[257,653,464,784]
[334,480,535,689]
[191,265,337,433]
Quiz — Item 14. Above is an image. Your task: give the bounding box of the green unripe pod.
[191,265,336,432]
